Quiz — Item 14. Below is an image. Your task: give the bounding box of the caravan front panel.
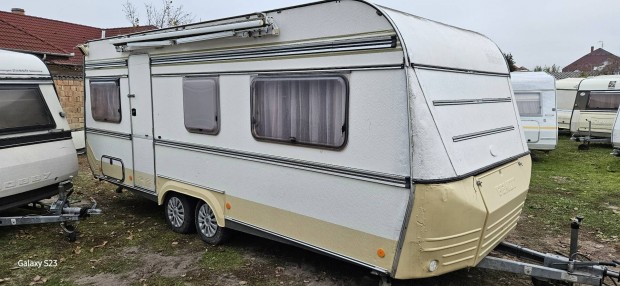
[571,75,620,138]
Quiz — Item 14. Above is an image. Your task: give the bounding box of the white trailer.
[611,106,620,156]
[571,75,620,145]
[555,78,584,131]
[83,0,534,280]
[0,50,101,239]
[510,72,557,151]
[0,50,78,212]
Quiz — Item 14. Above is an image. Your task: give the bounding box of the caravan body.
[84,0,531,279]
[555,78,583,131]
[510,72,557,151]
[571,75,620,138]
[0,50,78,212]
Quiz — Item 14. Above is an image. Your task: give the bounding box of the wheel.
[195,201,229,245]
[164,194,196,234]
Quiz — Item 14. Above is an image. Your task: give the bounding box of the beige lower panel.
[394,155,531,279]
[227,196,398,271]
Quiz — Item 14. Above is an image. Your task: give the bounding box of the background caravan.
[83,0,531,280]
[0,50,78,212]
[571,75,620,144]
[555,77,584,131]
[510,72,558,151]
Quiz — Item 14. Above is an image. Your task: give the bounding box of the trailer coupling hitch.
[477,216,619,286]
[0,179,102,242]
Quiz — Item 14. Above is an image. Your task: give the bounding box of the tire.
[195,201,229,245]
[164,194,196,234]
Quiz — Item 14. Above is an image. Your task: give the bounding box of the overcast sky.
[1,0,617,69]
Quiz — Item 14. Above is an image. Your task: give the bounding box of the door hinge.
[127,94,135,98]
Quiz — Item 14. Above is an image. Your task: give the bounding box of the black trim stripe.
[86,128,132,140]
[151,64,404,77]
[433,97,512,106]
[151,36,398,65]
[453,126,515,142]
[0,77,53,82]
[155,139,410,188]
[412,63,509,77]
[412,152,530,184]
[0,131,72,150]
[85,60,128,70]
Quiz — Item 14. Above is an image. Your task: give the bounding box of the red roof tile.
[0,10,156,65]
[563,48,620,73]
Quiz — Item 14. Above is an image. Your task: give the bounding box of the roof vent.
[11,8,25,15]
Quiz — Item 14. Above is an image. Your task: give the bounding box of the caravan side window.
[586,92,620,110]
[251,76,348,149]
[183,77,220,135]
[90,80,121,123]
[514,92,541,117]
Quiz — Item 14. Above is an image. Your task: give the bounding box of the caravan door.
[128,54,155,192]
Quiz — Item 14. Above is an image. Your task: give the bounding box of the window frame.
[585,91,620,110]
[89,79,122,123]
[182,76,221,135]
[250,74,349,150]
[0,85,56,135]
[514,91,542,117]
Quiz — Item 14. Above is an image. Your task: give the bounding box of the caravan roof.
[511,72,555,91]
[556,78,584,90]
[0,49,50,78]
[579,75,620,91]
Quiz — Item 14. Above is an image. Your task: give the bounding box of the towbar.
[0,179,102,241]
[477,216,619,285]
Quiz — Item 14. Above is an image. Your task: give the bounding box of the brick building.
[0,8,154,131]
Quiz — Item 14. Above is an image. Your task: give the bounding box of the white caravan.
[571,75,620,140]
[555,78,584,131]
[0,50,78,212]
[510,72,557,151]
[83,1,531,280]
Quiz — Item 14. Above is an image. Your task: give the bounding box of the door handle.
[132,108,137,116]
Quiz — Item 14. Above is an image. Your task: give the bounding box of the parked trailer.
[571,75,620,147]
[555,78,584,131]
[510,72,557,151]
[611,106,620,156]
[0,50,100,239]
[81,1,617,283]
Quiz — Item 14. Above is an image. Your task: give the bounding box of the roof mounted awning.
[113,14,279,52]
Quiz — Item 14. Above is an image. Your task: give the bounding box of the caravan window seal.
[250,74,349,150]
[0,84,56,135]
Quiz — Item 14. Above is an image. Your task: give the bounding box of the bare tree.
[123,0,195,28]
[122,1,140,27]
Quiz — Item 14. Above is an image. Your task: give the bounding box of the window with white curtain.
[251,76,348,148]
[586,92,620,110]
[90,80,121,123]
[515,92,541,117]
[0,86,55,133]
[183,77,220,135]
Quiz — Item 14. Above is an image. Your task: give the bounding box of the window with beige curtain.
[515,92,541,117]
[183,77,220,135]
[0,86,55,133]
[90,80,121,123]
[251,76,347,148]
[587,92,620,109]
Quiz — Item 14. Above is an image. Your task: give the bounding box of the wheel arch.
[158,180,226,227]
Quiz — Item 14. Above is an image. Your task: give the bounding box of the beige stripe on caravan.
[225,196,398,271]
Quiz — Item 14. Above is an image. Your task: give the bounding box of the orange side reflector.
[128,175,133,181]
[226,202,231,210]
[377,248,385,258]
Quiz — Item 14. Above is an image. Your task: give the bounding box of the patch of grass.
[200,247,245,271]
[525,134,620,242]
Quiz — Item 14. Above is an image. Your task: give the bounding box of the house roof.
[0,10,155,66]
[563,48,620,73]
